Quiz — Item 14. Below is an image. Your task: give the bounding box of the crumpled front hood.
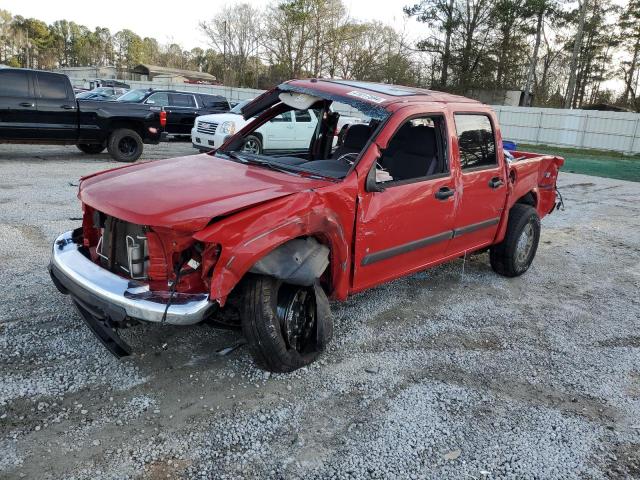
[79,154,331,232]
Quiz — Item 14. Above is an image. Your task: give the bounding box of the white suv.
[192,100,363,154]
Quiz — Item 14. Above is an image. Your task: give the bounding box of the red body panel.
[77,80,563,306]
[79,154,332,232]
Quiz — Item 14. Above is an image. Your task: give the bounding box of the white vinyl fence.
[492,105,640,154]
[119,80,640,154]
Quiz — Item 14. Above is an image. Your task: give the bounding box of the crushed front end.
[48,205,219,357]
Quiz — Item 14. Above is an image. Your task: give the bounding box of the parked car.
[0,68,165,162]
[192,99,365,153]
[49,79,564,373]
[117,88,230,136]
[76,87,129,101]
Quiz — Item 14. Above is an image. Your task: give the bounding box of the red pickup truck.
[49,79,563,372]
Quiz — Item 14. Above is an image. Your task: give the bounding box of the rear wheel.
[76,144,105,154]
[490,204,541,277]
[241,135,262,154]
[107,128,143,162]
[241,275,329,372]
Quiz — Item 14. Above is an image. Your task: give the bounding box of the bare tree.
[200,3,262,86]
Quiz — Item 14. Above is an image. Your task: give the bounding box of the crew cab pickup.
[0,68,164,162]
[49,79,564,372]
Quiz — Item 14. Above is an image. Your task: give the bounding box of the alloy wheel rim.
[242,139,260,154]
[515,222,535,267]
[118,137,136,156]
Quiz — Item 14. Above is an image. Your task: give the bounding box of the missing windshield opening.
[219,92,386,179]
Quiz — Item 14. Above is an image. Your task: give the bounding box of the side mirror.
[365,159,386,193]
[146,100,155,105]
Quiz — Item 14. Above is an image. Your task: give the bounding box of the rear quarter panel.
[508,151,564,217]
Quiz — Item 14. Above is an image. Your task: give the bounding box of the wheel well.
[108,120,145,138]
[250,132,263,144]
[246,235,331,288]
[515,191,537,208]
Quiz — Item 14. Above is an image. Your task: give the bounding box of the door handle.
[488,177,504,189]
[19,102,34,108]
[435,187,455,200]
[60,104,76,110]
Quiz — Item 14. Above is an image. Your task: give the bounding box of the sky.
[1,0,423,50]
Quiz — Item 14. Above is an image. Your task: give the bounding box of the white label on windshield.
[346,90,386,104]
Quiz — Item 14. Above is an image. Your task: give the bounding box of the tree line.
[0,0,638,110]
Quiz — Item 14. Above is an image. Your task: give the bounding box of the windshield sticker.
[346,90,386,104]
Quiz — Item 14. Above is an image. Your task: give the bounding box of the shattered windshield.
[216,93,385,180]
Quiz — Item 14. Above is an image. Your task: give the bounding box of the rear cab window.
[0,70,31,98]
[454,114,497,170]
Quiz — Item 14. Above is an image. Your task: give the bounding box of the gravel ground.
[1,143,639,479]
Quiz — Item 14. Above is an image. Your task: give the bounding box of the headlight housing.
[219,121,236,135]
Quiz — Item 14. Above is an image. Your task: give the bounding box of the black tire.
[241,275,326,373]
[107,128,143,162]
[76,143,105,154]
[241,135,263,154]
[490,204,541,277]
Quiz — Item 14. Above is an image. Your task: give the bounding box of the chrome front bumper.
[49,230,213,325]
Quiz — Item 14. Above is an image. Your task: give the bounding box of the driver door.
[352,110,456,292]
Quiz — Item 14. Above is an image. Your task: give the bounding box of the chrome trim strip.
[50,231,212,325]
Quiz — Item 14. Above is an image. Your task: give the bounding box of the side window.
[270,111,292,123]
[454,114,496,169]
[294,110,312,122]
[0,71,30,97]
[169,93,196,107]
[377,115,447,184]
[145,92,169,106]
[201,96,228,109]
[37,73,69,99]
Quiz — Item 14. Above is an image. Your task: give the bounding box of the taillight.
[160,110,167,128]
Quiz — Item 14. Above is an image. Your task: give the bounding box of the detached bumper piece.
[49,230,214,357]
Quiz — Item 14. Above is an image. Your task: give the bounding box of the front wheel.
[76,144,105,154]
[490,204,541,277]
[241,275,332,372]
[241,135,262,154]
[107,128,143,162]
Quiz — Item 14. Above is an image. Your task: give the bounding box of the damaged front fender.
[193,183,357,306]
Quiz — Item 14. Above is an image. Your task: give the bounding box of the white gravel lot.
[0,143,639,479]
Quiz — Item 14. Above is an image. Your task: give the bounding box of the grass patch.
[519,143,640,182]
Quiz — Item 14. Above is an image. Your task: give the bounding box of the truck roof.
[283,79,480,107]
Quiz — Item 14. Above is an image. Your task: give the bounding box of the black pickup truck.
[0,68,164,162]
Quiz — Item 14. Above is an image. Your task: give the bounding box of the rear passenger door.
[34,72,77,141]
[166,93,199,135]
[446,112,505,255]
[0,69,38,139]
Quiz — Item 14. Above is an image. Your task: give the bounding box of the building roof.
[132,64,216,82]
